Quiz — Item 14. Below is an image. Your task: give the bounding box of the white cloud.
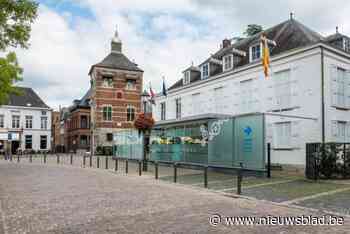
[13,0,350,110]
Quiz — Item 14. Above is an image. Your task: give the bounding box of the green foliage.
[0,0,38,50]
[243,24,263,37]
[0,0,38,105]
[0,52,23,105]
[318,144,338,179]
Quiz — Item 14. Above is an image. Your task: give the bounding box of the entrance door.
[11,141,20,154]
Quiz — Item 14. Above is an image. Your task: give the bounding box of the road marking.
[282,187,350,205]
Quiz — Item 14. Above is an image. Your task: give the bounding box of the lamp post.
[140,90,151,171]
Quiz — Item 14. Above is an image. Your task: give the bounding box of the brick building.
[89,29,143,153]
[64,90,91,152]
[51,111,60,151]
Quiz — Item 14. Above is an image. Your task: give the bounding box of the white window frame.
[41,116,48,130]
[223,54,233,71]
[274,122,292,149]
[0,115,4,128]
[183,71,190,85]
[126,79,136,90]
[12,115,20,129]
[25,115,33,129]
[175,98,181,119]
[160,102,166,120]
[102,105,113,122]
[102,76,114,88]
[273,69,292,111]
[126,105,135,122]
[249,43,262,62]
[201,63,209,79]
[40,135,48,150]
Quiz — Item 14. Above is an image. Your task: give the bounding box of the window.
[338,121,346,142]
[0,115,4,128]
[274,69,291,110]
[275,122,291,148]
[41,117,48,129]
[201,63,209,79]
[116,92,123,99]
[126,80,136,90]
[160,102,166,120]
[344,38,350,52]
[126,105,135,121]
[103,106,112,121]
[41,111,47,116]
[240,79,253,113]
[106,133,113,142]
[250,44,261,61]
[223,55,233,71]
[25,135,32,149]
[40,135,47,149]
[336,68,346,107]
[80,115,88,129]
[12,115,20,128]
[175,98,181,119]
[25,116,33,129]
[102,76,113,88]
[183,71,190,85]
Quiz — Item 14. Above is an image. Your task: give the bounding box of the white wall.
[154,47,326,165]
[0,106,52,151]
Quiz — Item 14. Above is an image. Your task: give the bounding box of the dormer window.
[201,63,209,79]
[183,71,190,85]
[250,44,261,62]
[223,54,233,71]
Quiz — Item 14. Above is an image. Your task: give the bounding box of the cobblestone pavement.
[0,161,349,234]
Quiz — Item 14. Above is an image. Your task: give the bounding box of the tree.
[243,24,263,37]
[0,0,38,105]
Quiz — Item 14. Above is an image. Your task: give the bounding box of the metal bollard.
[115,158,118,171]
[29,154,32,163]
[267,143,271,178]
[89,155,92,167]
[174,163,177,183]
[70,154,73,165]
[97,157,100,168]
[57,154,60,164]
[10,154,13,162]
[83,156,86,167]
[105,157,108,169]
[44,154,47,164]
[155,162,158,180]
[138,160,142,176]
[125,159,128,174]
[17,154,20,163]
[237,163,243,195]
[204,166,208,188]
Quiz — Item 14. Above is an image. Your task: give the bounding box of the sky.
[13,0,350,110]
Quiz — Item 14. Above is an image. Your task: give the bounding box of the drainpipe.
[321,46,325,144]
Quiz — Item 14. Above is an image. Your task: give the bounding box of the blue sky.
[15,0,350,110]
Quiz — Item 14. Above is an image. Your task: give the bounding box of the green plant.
[318,144,338,179]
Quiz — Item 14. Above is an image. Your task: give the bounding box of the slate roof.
[89,52,143,74]
[168,19,329,91]
[69,88,91,112]
[6,87,50,109]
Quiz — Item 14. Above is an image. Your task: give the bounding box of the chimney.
[222,39,231,48]
[111,25,122,53]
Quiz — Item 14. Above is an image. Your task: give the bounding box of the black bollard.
[114,158,118,171]
[155,162,158,180]
[57,154,60,164]
[83,156,86,167]
[267,143,271,178]
[70,154,73,165]
[29,154,32,163]
[97,156,100,168]
[10,154,12,162]
[44,154,47,164]
[138,160,142,176]
[204,166,208,188]
[237,163,243,195]
[174,163,177,183]
[89,155,92,167]
[125,159,128,174]
[17,154,20,163]
[105,157,108,169]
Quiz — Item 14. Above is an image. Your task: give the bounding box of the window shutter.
[330,65,338,106]
[291,120,301,148]
[346,71,350,109]
[331,120,338,141]
[290,66,299,108]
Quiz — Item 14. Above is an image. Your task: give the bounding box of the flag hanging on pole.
[162,76,167,97]
[149,82,156,105]
[261,33,270,78]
